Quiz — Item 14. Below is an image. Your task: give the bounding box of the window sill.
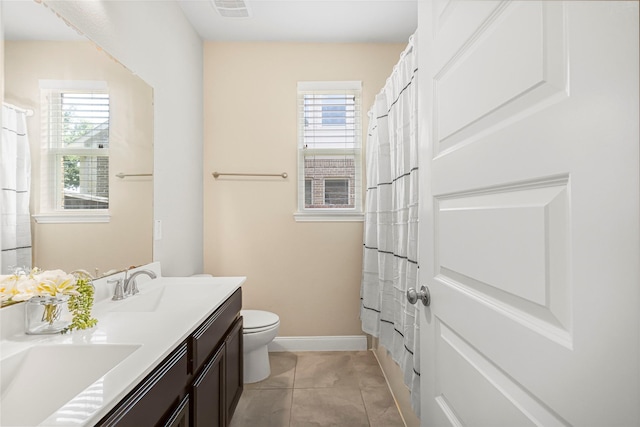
[33,213,110,224]
[294,211,364,222]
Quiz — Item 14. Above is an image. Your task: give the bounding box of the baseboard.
[268,335,368,352]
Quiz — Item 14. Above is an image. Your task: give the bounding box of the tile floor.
[230,351,405,427]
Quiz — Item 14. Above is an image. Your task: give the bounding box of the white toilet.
[241,309,280,383]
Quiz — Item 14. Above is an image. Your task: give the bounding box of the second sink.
[1,344,141,426]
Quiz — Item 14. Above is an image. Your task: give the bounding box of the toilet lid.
[242,310,279,330]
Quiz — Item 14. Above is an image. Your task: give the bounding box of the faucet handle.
[110,278,125,300]
[129,279,140,296]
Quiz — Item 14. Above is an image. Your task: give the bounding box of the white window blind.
[296,81,362,220]
[40,83,110,214]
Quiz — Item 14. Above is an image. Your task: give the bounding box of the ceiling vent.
[211,0,251,18]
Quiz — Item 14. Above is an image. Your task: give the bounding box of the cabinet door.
[192,344,225,427]
[225,317,243,423]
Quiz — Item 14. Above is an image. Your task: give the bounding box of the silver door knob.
[407,286,431,306]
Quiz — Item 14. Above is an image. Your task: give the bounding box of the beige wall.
[4,41,153,275]
[203,42,405,336]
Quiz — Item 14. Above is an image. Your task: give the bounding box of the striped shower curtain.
[360,35,420,415]
[1,104,32,274]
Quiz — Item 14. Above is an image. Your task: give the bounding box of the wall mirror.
[2,1,154,290]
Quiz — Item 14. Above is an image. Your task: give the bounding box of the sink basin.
[0,344,141,426]
[108,285,189,312]
[108,281,232,313]
[110,286,168,312]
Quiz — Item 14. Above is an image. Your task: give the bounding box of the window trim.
[293,211,363,222]
[295,81,363,222]
[32,213,111,224]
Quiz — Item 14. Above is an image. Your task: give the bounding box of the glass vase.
[25,295,71,335]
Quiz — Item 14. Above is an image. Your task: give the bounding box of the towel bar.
[212,172,288,179]
[116,173,153,179]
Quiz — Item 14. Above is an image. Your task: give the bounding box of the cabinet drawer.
[191,288,241,373]
[97,343,189,427]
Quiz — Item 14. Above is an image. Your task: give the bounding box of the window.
[324,179,349,205]
[305,179,313,206]
[38,81,110,222]
[322,103,347,126]
[296,81,362,221]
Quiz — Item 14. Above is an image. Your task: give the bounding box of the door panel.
[434,1,567,155]
[436,177,571,346]
[418,1,639,425]
[435,320,567,427]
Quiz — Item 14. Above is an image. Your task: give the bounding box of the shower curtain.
[360,35,421,415]
[1,104,32,274]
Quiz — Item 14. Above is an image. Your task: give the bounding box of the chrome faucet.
[123,269,157,297]
[111,268,157,300]
[71,269,95,280]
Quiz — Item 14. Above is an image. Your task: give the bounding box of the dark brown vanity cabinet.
[191,318,244,426]
[96,288,243,427]
[191,291,243,427]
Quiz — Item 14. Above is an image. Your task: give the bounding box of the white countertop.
[0,263,245,426]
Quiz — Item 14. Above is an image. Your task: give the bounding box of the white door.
[417,1,639,426]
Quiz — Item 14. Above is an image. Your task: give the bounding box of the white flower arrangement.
[0,268,79,303]
[1,268,97,333]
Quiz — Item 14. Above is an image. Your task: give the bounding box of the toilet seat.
[242,310,279,334]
